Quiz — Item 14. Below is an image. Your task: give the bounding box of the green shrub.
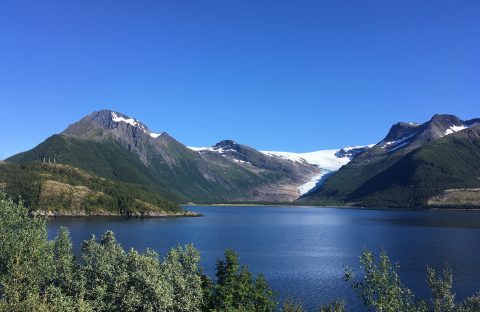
[346,249,480,312]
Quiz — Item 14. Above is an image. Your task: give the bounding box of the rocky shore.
[29,209,199,218]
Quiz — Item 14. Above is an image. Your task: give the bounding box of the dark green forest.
[2,192,480,311]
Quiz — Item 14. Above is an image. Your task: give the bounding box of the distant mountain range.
[302,114,480,208]
[2,110,480,212]
[4,110,365,209]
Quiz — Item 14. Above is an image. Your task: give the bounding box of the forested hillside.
[0,162,184,216]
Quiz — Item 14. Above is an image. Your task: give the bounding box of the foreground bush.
[2,191,480,311]
[345,250,480,312]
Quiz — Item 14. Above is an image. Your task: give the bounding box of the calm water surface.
[47,206,480,310]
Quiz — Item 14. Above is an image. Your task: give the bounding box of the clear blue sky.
[1,0,478,158]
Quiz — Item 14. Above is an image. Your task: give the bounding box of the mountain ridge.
[6,110,479,209]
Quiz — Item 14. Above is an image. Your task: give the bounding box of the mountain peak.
[213,140,238,149]
[421,114,466,138]
[383,122,419,143]
[82,109,163,139]
[429,114,463,127]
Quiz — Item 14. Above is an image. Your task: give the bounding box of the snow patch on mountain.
[261,150,350,171]
[445,125,467,135]
[187,146,236,154]
[149,132,162,138]
[111,112,163,139]
[233,159,251,165]
[381,134,415,150]
[111,112,140,127]
[187,146,211,152]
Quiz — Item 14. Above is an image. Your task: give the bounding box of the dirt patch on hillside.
[428,188,480,207]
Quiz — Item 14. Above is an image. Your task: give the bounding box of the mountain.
[8,110,477,208]
[303,114,480,208]
[0,162,185,216]
[8,110,359,203]
[352,114,480,163]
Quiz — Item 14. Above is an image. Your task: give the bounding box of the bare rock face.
[63,110,168,165]
[335,146,371,159]
[203,139,320,184]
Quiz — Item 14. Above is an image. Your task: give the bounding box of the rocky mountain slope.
[303,114,480,208]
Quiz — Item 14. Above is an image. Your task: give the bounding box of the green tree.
[426,266,455,312]
[81,231,128,311]
[120,249,172,311]
[318,300,346,312]
[208,249,277,312]
[48,227,92,311]
[0,192,53,311]
[345,249,426,312]
[281,298,304,312]
[52,227,83,297]
[345,250,480,312]
[457,294,480,312]
[163,245,203,311]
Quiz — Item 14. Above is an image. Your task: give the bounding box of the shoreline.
[31,210,201,218]
[30,205,480,218]
[183,203,480,212]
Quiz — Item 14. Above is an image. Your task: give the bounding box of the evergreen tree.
[208,249,277,311]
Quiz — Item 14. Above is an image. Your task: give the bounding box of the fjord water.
[47,206,480,310]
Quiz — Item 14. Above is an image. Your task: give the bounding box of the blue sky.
[1,0,478,158]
